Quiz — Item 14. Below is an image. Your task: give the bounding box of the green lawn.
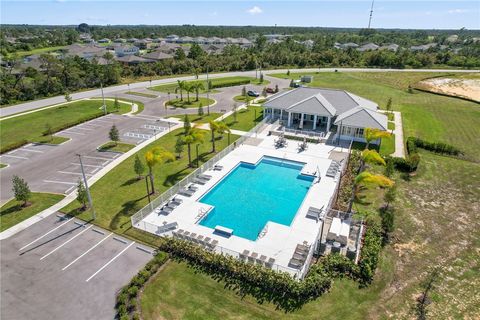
[387,122,395,130]
[387,113,395,121]
[233,95,256,103]
[149,76,259,94]
[125,91,158,98]
[0,193,65,232]
[61,128,240,245]
[7,46,65,58]
[224,106,264,131]
[0,99,133,153]
[168,113,223,124]
[270,72,480,161]
[98,141,135,153]
[166,97,215,109]
[0,163,7,169]
[379,134,395,156]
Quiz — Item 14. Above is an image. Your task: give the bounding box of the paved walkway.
[391,111,405,158]
[0,122,182,240]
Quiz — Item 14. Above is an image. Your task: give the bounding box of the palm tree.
[208,120,231,153]
[364,128,391,150]
[144,147,175,194]
[184,82,194,103]
[184,127,205,167]
[176,80,185,101]
[193,82,204,101]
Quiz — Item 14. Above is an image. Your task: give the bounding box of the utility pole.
[101,82,107,115]
[77,154,96,220]
[368,0,375,29]
[206,65,210,115]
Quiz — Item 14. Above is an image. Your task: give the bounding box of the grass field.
[61,128,240,245]
[149,76,260,94]
[98,141,135,153]
[233,94,256,102]
[166,97,215,109]
[168,113,222,124]
[388,122,395,130]
[224,106,263,131]
[0,99,134,153]
[125,91,158,98]
[271,72,480,162]
[7,46,65,58]
[379,134,395,156]
[0,193,65,232]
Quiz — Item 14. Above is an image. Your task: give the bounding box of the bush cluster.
[209,78,251,89]
[356,219,383,286]
[115,252,168,320]
[407,137,463,156]
[335,150,362,211]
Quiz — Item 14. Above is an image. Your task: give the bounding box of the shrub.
[408,137,462,156]
[357,218,383,286]
[210,78,251,89]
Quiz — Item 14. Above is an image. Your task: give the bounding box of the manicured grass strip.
[233,95,256,102]
[387,113,395,121]
[61,128,240,245]
[125,91,158,98]
[0,193,65,232]
[168,113,222,124]
[224,106,264,131]
[150,76,257,93]
[379,134,395,156]
[166,97,214,109]
[388,122,395,130]
[0,163,7,169]
[6,45,65,58]
[0,99,132,154]
[98,141,135,153]
[31,135,70,145]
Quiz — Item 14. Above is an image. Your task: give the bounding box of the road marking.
[91,167,100,174]
[40,225,92,260]
[71,162,103,168]
[19,217,73,251]
[61,232,113,271]
[21,148,44,153]
[43,180,77,185]
[0,154,29,160]
[64,185,76,194]
[82,155,114,161]
[62,130,85,135]
[58,170,92,176]
[85,241,135,282]
[72,127,93,131]
[90,118,112,124]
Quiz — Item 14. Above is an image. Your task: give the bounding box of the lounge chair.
[189,233,197,241]
[306,206,323,220]
[193,178,207,185]
[162,206,173,213]
[209,239,218,250]
[292,253,307,261]
[203,237,212,246]
[266,257,275,268]
[179,189,195,197]
[288,258,303,269]
[240,250,250,261]
[258,255,267,265]
[295,244,309,254]
[213,164,223,171]
[166,202,178,209]
[198,173,212,181]
[188,184,199,191]
[171,197,183,205]
[196,235,204,244]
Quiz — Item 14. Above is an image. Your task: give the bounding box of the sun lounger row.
[326,160,341,177]
[239,250,276,268]
[154,197,184,215]
[288,243,311,269]
[172,229,219,250]
[305,206,324,220]
[178,183,199,197]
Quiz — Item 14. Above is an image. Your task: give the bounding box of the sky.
[1,1,479,30]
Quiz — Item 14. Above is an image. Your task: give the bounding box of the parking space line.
[62,232,113,271]
[0,154,29,160]
[58,170,92,176]
[43,180,77,185]
[71,162,102,168]
[72,127,93,131]
[91,167,100,174]
[90,119,112,124]
[62,130,85,135]
[19,217,73,251]
[65,185,76,194]
[40,225,92,260]
[85,241,135,282]
[82,155,114,161]
[21,148,44,153]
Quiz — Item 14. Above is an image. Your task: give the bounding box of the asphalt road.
[0,213,153,320]
[2,67,478,117]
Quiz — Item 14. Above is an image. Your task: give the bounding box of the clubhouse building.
[263,87,388,143]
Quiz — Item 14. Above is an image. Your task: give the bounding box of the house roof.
[357,43,379,51]
[116,55,154,64]
[334,106,387,130]
[287,94,337,117]
[142,50,174,60]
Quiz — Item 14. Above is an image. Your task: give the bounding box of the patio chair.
[292,253,307,261]
[209,240,218,250]
[266,257,275,268]
[258,255,267,265]
[288,258,303,269]
[306,206,324,221]
[197,174,212,181]
[171,197,183,205]
[189,233,197,241]
[240,250,250,261]
[203,237,212,247]
[179,189,195,197]
[188,184,199,191]
[162,206,173,213]
[196,235,204,244]
[213,164,223,171]
[193,178,207,185]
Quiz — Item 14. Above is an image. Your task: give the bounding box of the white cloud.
[210,11,218,17]
[247,6,263,15]
[448,9,469,14]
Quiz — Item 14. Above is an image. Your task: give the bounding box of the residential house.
[200,44,225,54]
[127,38,138,43]
[357,43,379,52]
[178,36,193,44]
[63,44,107,60]
[114,45,139,57]
[410,43,437,51]
[98,38,110,43]
[263,87,387,143]
[165,34,179,43]
[116,55,154,65]
[379,44,399,52]
[142,50,174,61]
[134,39,153,49]
[113,38,126,43]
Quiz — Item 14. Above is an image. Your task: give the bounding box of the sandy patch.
[417,78,480,102]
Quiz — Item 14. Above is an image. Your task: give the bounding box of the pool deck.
[140,134,349,276]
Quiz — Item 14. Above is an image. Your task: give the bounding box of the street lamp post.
[77,154,96,220]
[196,144,200,168]
[206,65,210,115]
[166,92,170,117]
[101,82,107,115]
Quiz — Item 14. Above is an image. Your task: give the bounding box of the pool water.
[199,156,314,240]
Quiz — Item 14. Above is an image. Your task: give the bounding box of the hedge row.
[115,252,168,320]
[407,137,463,156]
[210,78,251,89]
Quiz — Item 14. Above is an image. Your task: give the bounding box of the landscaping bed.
[167,112,222,124]
[166,97,215,109]
[150,76,257,93]
[98,141,135,153]
[224,106,263,131]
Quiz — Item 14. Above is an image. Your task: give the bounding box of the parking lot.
[0,214,153,320]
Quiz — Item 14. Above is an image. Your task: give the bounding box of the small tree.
[287,70,290,75]
[175,136,184,159]
[262,87,267,97]
[384,158,395,177]
[259,73,264,83]
[183,114,191,135]
[109,125,120,145]
[198,103,204,116]
[44,123,53,142]
[289,79,295,88]
[232,105,238,123]
[275,84,279,93]
[407,85,414,94]
[386,97,392,113]
[241,86,246,96]
[12,175,31,207]
[133,155,145,180]
[64,92,72,102]
[114,96,120,111]
[76,179,88,210]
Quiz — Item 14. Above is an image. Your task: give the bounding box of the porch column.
[327,116,331,131]
[313,115,318,130]
[280,109,283,122]
[287,112,292,127]
[299,113,304,129]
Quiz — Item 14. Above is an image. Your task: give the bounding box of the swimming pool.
[199,156,314,240]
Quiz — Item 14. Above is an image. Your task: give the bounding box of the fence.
[131,116,271,227]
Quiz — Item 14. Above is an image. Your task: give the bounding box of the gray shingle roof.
[334,106,387,130]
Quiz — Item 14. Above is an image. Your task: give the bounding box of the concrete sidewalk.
[391,111,405,158]
[0,122,181,240]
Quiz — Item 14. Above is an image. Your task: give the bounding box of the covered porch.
[264,108,332,132]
